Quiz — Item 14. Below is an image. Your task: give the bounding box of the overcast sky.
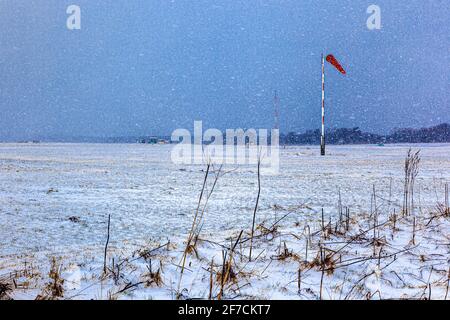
[0,0,448,139]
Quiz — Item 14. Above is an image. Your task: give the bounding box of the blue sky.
[0,0,448,139]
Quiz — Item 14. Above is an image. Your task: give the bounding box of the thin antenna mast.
[273,90,280,131]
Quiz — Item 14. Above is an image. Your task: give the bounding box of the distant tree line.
[11,123,449,144]
[281,123,450,145]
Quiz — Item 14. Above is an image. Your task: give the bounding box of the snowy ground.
[0,143,449,300]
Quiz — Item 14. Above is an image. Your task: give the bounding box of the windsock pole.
[321,54,326,156]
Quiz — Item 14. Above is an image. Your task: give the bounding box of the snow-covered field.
[0,143,449,300]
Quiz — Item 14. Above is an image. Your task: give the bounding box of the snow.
[0,143,449,300]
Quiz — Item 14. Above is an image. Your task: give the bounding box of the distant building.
[137,137,169,144]
[157,139,169,144]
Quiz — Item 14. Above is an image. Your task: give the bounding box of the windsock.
[326,54,346,75]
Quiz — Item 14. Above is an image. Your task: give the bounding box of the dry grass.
[36,258,64,300]
[143,259,163,288]
[0,280,12,300]
[402,149,421,216]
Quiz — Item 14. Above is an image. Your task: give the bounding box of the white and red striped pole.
[321,54,326,156]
